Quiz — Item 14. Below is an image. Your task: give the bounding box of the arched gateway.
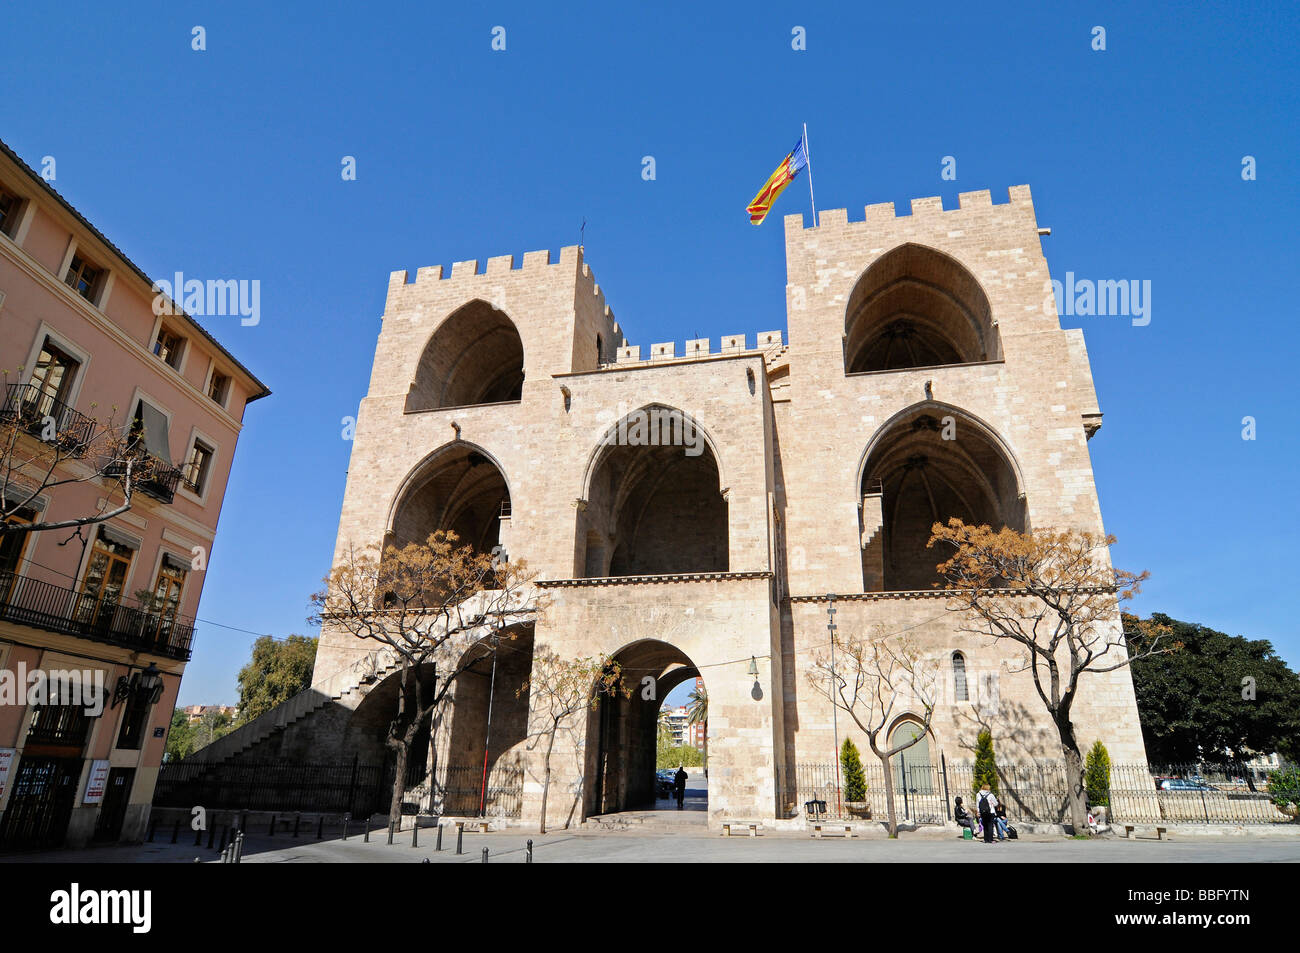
[585,640,706,817]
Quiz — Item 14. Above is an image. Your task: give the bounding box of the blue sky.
[3,1,1297,704]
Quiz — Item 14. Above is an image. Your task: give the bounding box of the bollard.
[436,824,444,852]
[293,812,301,838]
[481,847,488,864]
[221,844,230,864]
[456,824,464,855]
[412,819,419,848]
[526,839,533,864]
[363,814,371,843]
[342,813,350,841]
[171,818,180,843]
[269,814,277,836]
[234,831,245,864]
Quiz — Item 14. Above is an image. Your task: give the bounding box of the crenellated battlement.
[383,244,619,337]
[784,184,1037,235]
[611,330,784,366]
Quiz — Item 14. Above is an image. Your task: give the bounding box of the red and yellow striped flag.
[747,137,809,225]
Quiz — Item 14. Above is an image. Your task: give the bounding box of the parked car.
[1158,778,1214,792]
[655,770,675,798]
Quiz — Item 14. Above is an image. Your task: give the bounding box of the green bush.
[1267,765,1300,818]
[1085,740,1112,808]
[841,738,868,801]
[971,729,999,795]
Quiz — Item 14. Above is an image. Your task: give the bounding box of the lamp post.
[827,594,842,817]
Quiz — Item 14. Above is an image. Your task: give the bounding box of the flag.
[746,137,808,225]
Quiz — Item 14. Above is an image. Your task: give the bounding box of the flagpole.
[803,122,817,226]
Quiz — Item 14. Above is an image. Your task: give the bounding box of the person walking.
[673,765,688,810]
[976,783,1000,844]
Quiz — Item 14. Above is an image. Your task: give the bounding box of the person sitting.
[994,801,1009,841]
[954,796,978,838]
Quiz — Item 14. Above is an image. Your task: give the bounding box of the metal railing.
[0,382,97,455]
[0,569,195,660]
[407,764,525,818]
[777,760,1300,826]
[103,453,183,504]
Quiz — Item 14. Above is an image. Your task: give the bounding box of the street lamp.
[110,661,165,709]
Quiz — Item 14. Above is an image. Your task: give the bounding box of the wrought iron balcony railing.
[0,382,97,455]
[0,569,195,661]
[103,453,184,504]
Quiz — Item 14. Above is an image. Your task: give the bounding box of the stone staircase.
[188,587,537,767]
[584,808,709,832]
[186,652,404,765]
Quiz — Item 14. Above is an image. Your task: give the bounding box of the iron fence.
[406,764,524,818]
[777,760,1299,826]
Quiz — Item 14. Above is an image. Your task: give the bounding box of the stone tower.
[204,185,1147,830]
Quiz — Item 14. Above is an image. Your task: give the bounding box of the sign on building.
[0,748,14,799]
[84,760,111,803]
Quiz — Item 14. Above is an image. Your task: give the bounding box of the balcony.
[0,569,195,661]
[0,382,97,455]
[103,453,183,504]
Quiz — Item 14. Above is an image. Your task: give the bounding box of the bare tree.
[0,376,175,536]
[311,530,540,827]
[519,649,626,833]
[807,631,939,837]
[929,518,1173,834]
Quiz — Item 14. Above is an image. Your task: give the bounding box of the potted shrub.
[841,738,871,818]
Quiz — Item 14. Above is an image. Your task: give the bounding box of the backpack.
[978,793,991,814]
[1007,825,1018,839]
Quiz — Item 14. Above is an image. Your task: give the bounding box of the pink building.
[0,139,268,849]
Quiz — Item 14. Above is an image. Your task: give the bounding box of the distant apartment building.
[180,704,238,725]
[0,140,268,849]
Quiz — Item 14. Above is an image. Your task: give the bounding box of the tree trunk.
[539,723,557,834]
[878,754,899,837]
[389,742,409,830]
[1057,717,1088,834]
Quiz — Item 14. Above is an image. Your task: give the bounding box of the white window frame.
[19,322,94,413]
[176,426,219,505]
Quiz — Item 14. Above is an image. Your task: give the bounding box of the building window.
[152,327,185,370]
[26,704,93,748]
[0,186,22,237]
[207,371,230,406]
[952,652,968,702]
[116,688,151,750]
[64,254,102,302]
[181,440,213,495]
[76,528,135,628]
[146,556,188,644]
[23,337,80,418]
[0,508,35,595]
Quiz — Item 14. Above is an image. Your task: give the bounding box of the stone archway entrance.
[584,640,707,819]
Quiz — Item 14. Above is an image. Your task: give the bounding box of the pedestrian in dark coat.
[976,784,1000,844]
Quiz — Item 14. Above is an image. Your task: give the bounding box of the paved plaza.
[9,825,1300,864]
